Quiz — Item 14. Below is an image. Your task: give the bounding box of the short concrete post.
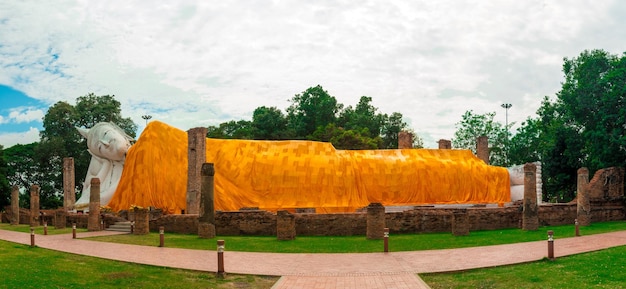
[276,210,296,241]
[10,185,19,225]
[30,227,35,247]
[29,185,40,227]
[63,157,76,211]
[72,223,76,239]
[198,163,216,239]
[383,228,389,253]
[366,203,385,240]
[44,222,48,235]
[187,127,207,214]
[575,219,580,237]
[87,178,101,231]
[159,226,165,247]
[452,209,470,236]
[217,239,225,278]
[476,136,489,164]
[522,163,538,231]
[547,230,555,260]
[576,167,591,226]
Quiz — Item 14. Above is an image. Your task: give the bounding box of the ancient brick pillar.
[55,209,67,229]
[133,208,150,235]
[366,203,385,240]
[476,136,489,164]
[10,185,19,225]
[29,185,40,227]
[438,139,452,149]
[88,178,101,231]
[63,157,76,211]
[451,209,470,236]
[398,131,413,149]
[198,163,216,239]
[577,167,591,226]
[276,210,296,241]
[187,127,207,214]
[522,163,538,230]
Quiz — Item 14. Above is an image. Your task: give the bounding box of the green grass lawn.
[0,239,277,289]
[421,245,626,289]
[81,220,626,253]
[0,223,88,235]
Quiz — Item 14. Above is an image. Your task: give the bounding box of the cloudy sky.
[1,0,625,148]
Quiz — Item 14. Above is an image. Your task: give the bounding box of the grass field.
[0,239,277,289]
[79,220,626,253]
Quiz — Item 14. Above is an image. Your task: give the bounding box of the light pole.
[141,115,152,126]
[501,103,512,166]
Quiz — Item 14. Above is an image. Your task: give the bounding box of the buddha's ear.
[77,127,89,139]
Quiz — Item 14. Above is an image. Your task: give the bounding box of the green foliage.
[286,85,342,138]
[0,145,10,209]
[207,85,417,150]
[452,110,511,166]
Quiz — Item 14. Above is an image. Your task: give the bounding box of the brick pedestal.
[186,127,208,214]
[452,209,470,236]
[398,131,413,149]
[198,222,216,239]
[577,167,591,226]
[522,163,538,230]
[88,178,101,231]
[438,139,452,149]
[11,185,19,225]
[55,209,67,229]
[277,210,296,240]
[366,203,385,240]
[476,136,489,164]
[134,208,150,235]
[63,157,76,211]
[29,185,40,227]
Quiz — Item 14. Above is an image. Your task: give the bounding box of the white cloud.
[6,107,45,123]
[0,0,624,149]
[0,127,40,148]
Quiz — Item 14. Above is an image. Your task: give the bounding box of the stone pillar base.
[277,210,296,241]
[198,222,216,239]
[452,209,470,236]
[366,203,385,240]
[55,209,67,229]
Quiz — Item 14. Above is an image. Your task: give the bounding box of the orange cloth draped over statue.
[107,121,510,214]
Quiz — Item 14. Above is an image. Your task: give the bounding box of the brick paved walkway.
[1,229,626,289]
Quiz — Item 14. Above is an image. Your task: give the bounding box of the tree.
[381,112,408,149]
[286,85,342,138]
[206,120,253,139]
[251,106,289,139]
[558,49,626,172]
[338,96,384,138]
[0,145,11,210]
[310,124,382,150]
[452,110,510,166]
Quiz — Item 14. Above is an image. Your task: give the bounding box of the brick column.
[63,157,75,211]
[276,210,296,240]
[577,167,591,226]
[438,139,452,149]
[366,203,385,240]
[10,185,19,225]
[398,131,413,149]
[88,178,101,231]
[29,185,40,227]
[522,163,538,230]
[54,209,67,229]
[187,127,207,214]
[451,209,470,236]
[476,136,489,164]
[198,163,216,239]
[133,208,150,235]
